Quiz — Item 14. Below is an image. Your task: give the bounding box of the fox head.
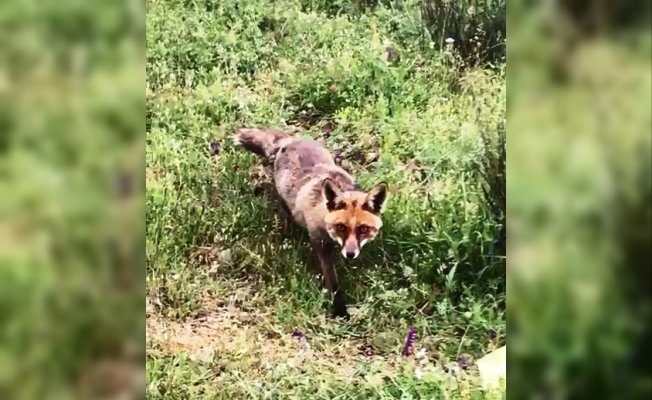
[322,178,388,259]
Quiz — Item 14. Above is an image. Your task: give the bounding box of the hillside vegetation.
[146,0,506,398]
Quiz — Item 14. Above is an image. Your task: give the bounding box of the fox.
[232,127,388,319]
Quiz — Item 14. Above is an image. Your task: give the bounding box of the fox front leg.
[310,238,349,319]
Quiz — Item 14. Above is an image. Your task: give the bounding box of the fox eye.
[358,225,369,234]
[336,223,347,233]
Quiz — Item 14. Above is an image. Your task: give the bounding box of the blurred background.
[508,0,651,399]
[0,0,649,398]
[0,0,145,399]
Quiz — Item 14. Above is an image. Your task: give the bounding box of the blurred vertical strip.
[508,0,651,399]
[0,0,145,399]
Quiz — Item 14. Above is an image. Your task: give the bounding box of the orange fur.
[322,180,387,259]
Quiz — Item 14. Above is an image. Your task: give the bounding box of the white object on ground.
[475,345,506,395]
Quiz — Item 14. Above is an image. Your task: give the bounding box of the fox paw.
[281,221,293,237]
[332,300,350,320]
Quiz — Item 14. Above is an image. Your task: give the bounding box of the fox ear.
[322,178,343,211]
[364,182,388,214]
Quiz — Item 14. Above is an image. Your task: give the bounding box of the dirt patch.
[146,305,408,383]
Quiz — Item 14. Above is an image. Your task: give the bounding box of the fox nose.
[342,248,359,259]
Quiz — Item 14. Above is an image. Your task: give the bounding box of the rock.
[218,249,233,266]
[476,345,506,394]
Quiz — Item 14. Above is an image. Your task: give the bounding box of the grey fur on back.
[273,138,359,235]
[233,128,363,238]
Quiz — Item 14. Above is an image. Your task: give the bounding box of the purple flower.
[209,141,221,156]
[291,330,305,339]
[402,326,417,357]
[488,329,497,339]
[457,356,469,370]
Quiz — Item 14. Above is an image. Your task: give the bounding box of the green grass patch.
[146,0,506,397]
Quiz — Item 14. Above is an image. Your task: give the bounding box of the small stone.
[218,249,233,265]
[366,152,379,163]
[208,261,220,279]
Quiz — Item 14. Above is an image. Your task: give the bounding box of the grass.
[146,0,506,398]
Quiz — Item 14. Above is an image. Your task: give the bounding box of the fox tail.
[232,128,293,158]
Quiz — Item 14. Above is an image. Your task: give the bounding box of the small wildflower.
[414,368,423,379]
[488,329,497,340]
[403,326,417,357]
[416,348,427,359]
[457,356,469,370]
[209,141,221,156]
[291,330,305,339]
[445,38,455,45]
[449,363,461,375]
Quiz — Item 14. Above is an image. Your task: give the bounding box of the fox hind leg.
[278,198,293,237]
